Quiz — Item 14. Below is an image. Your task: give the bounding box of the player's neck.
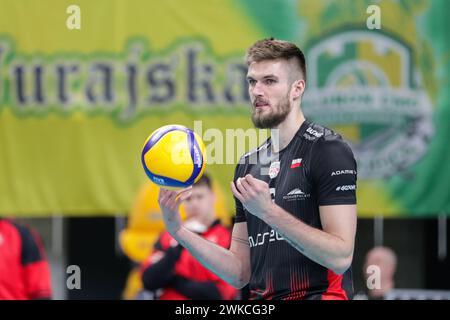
[270,109,305,153]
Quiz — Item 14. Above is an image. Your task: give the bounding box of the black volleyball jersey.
[233,120,357,300]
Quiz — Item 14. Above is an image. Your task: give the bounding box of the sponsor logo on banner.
[303,29,434,179]
[0,38,251,124]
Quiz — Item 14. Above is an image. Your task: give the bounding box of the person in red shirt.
[140,174,237,300]
[0,218,52,300]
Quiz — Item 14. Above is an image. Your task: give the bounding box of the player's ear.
[291,79,305,101]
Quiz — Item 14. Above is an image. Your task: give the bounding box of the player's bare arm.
[158,188,251,288]
[231,174,356,275]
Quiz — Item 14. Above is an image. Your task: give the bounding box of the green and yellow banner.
[0,0,448,217]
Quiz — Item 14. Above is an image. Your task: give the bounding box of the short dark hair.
[245,37,307,82]
[194,172,212,190]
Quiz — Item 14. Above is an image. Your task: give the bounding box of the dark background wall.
[353,218,450,295]
[66,217,131,299]
[17,216,450,299]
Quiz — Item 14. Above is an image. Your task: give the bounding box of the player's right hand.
[158,187,192,234]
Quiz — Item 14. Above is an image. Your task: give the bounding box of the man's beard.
[251,94,291,129]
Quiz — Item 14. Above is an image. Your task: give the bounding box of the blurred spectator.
[0,218,52,300]
[355,246,397,300]
[140,173,237,300]
[120,174,233,299]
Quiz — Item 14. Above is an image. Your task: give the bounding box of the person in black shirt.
[158,38,357,300]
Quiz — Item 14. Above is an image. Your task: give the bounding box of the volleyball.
[141,125,206,190]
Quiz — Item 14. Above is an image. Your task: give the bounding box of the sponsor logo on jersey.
[268,161,280,179]
[287,188,304,195]
[306,127,324,138]
[302,133,316,141]
[290,158,302,168]
[283,188,311,201]
[331,169,357,176]
[248,229,284,248]
[336,185,356,191]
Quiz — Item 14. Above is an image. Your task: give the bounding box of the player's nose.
[250,81,264,97]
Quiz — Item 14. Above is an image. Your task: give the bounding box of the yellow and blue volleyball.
[141,125,206,190]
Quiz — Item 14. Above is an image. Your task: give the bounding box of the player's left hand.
[230,174,273,220]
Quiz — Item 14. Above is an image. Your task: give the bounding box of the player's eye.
[265,79,276,85]
[248,79,256,86]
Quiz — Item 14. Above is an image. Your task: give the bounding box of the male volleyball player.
[158,38,357,300]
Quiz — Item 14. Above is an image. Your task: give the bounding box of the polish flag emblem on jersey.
[290,158,302,168]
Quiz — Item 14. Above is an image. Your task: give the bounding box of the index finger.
[230,181,245,203]
[176,186,192,198]
[244,174,259,186]
[176,185,192,195]
[245,174,267,187]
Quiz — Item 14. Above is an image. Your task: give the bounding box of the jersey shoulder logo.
[306,127,323,138]
[302,123,329,141]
